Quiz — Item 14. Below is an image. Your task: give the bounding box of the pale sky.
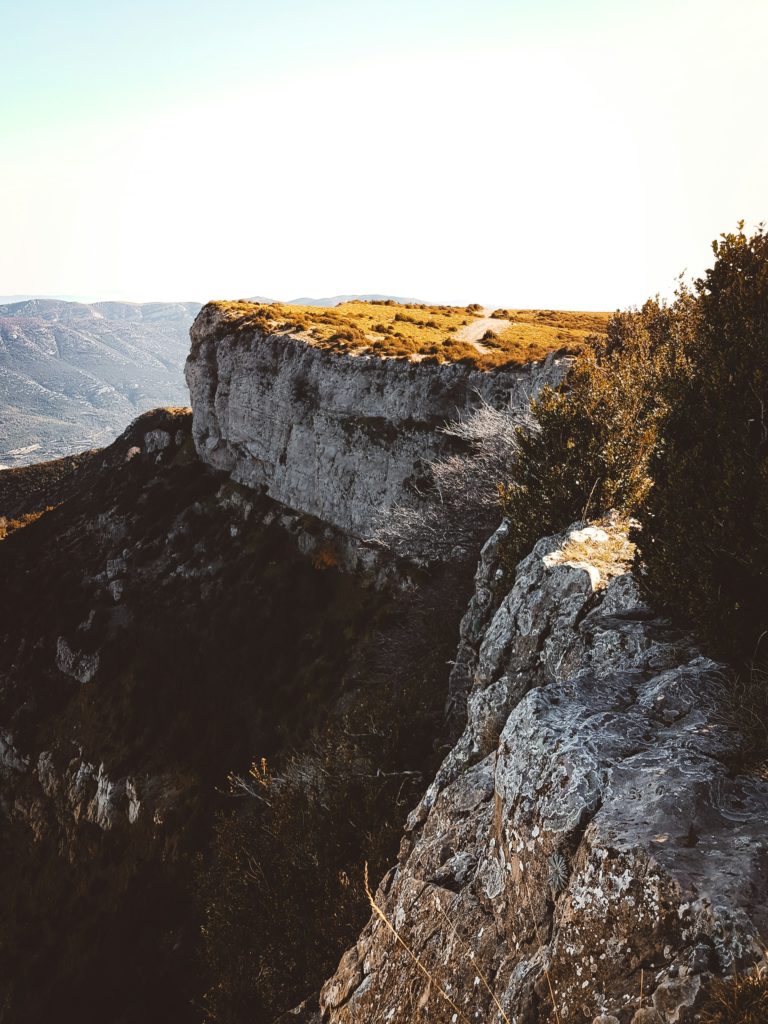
[2,0,766,309]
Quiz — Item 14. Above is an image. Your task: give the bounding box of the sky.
[1,0,767,309]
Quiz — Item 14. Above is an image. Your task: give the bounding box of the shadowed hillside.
[0,409,471,1023]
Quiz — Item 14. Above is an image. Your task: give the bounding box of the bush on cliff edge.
[499,291,697,569]
[501,223,768,664]
[640,224,768,661]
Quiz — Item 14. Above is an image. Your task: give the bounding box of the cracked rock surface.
[318,519,768,1023]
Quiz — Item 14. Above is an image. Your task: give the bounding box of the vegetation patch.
[498,291,692,572]
[543,517,636,589]
[0,505,57,540]
[699,965,768,1023]
[484,309,610,364]
[498,223,768,672]
[0,410,473,1024]
[210,299,610,369]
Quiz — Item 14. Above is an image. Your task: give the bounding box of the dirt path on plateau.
[455,307,511,354]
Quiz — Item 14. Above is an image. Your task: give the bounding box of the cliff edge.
[185,303,567,547]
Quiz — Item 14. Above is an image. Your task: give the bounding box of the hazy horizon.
[3,0,767,309]
[0,292,616,311]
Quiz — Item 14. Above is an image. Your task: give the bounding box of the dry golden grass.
[0,505,57,541]
[211,300,610,370]
[544,517,636,589]
[699,964,768,1023]
[492,309,612,334]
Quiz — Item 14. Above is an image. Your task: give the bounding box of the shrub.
[498,293,696,568]
[499,223,768,665]
[637,224,768,661]
[377,401,532,561]
[195,568,470,1023]
[0,506,57,540]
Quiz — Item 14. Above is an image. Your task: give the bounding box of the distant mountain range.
[247,294,427,307]
[0,295,426,469]
[0,299,200,468]
[286,294,426,307]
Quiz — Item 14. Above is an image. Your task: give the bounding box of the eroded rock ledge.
[318,520,768,1023]
[185,304,566,546]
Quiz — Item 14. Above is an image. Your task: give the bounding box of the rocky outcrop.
[319,519,768,1023]
[185,304,567,546]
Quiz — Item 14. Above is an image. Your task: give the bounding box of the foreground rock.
[319,519,768,1023]
[186,303,566,548]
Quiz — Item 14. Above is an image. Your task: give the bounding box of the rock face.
[185,304,567,545]
[319,519,768,1024]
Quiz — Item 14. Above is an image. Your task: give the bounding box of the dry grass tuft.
[362,860,565,1024]
[713,662,768,769]
[363,863,474,1024]
[432,894,512,1024]
[699,963,768,1023]
[543,517,636,589]
[0,505,57,541]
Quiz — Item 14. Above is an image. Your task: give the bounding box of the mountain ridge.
[0,298,200,467]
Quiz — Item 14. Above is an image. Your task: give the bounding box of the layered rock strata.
[185,304,567,545]
[319,519,768,1024]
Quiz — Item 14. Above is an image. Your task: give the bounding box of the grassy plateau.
[211,299,611,369]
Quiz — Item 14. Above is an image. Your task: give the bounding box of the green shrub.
[637,224,768,661]
[499,294,696,568]
[500,223,768,666]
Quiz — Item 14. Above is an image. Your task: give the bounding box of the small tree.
[638,223,768,660]
[499,294,697,568]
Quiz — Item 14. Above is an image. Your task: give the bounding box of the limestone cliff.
[185,303,566,547]
[318,519,768,1024]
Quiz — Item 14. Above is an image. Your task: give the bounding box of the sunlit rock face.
[185,303,567,545]
[318,519,768,1024]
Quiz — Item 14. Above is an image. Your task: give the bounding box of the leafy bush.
[638,225,768,660]
[499,223,768,666]
[499,293,696,568]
